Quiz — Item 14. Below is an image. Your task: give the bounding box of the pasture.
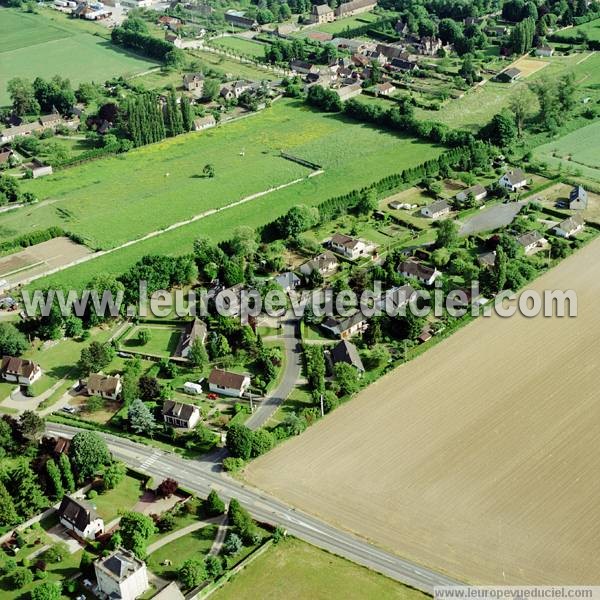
[0,9,157,105]
[552,18,600,42]
[533,120,600,183]
[15,100,442,288]
[213,538,425,600]
[246,237,600,584]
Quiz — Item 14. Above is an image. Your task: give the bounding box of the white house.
[86,373,122,400]
[553,215,585,238]
[535,45,554,57]
[95,548,149,600]
[517,231,548,255]
[58,496,104,540]
[455,184,487,203]
[421,199,451,219]
[300,251,339,277]
[498,169,527,192]
[208,368,251,397]
[1,356,42,386]
[162,400,200,429]
[193,115,216,131]
[329,233,373,260]
[398,260,440,285]
[569,185,587,210]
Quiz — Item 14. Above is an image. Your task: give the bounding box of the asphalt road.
[245,317,302,431]
[47,423,463,593]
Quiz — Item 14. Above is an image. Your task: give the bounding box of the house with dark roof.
[330,340,365,373]
[224,10,258,29]
[208,368,250,397]
[569,186,587,210]
[335,0,377,18]
[398,260,440,285]
[1,356,42,386]
[498,67,522,83]
[553,214,585,238]
[376,285,416,315]
[274,271,301,292]
[322,311,368,340]
[390,57,419,72]
[477,251,497,268]
[86,373,122,400]
[420,199,451,219]
[289,60,319,75]
[94,548,148,600]
[162,400,200,429]
[176,319,207,359]
[58,495,104,539]
[498,168,527,192]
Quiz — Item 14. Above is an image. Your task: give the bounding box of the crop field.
[213,538,426,600]
[533,120,600,183]
[211,36,268,59]
[17,100,442,289]
[0,9,157,105]
[246,237,600,584]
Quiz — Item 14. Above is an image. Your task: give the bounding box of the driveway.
[459,201,525,236]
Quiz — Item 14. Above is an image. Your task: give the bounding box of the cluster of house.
[310,0,377,24]
[56,495,183,600]
[53,0,113,20]
[0,110,77,144]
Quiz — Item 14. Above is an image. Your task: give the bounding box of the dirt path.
[146,516,222,555]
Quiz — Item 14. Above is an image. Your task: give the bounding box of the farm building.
[335,0,377,18]
[390,57,419,72]
[224,10,258,29]
[58,496,104,540]
[86,373,122,400]
[335,82,363,101]
[162,400,201,429]
[498,67,522,83]
[375,82,396,96]
[0,356,42,385]
[208,368,251,397]
[29,158,53,179]
[535,45,554,57]
[553,215,585,238]
[569,186,588,210]
[398,260,440,285]
[193,115,216,131]
[421,199,451,218]
[498,169,527,192]
[289,60,320,75]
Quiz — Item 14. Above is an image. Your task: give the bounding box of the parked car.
[61,406,76,414]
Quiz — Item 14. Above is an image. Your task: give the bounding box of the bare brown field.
[511,57,550,78]
[246,237,600,585]
[0,237,93,286]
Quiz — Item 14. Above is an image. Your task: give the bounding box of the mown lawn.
[24,100,443,290]
[122,324,183,357]
[552,18,600,42]
[212,538,428,600]
[0,9,157,105]
[91,472,145,521]
[312,11,378,35]
[211,36,268,59]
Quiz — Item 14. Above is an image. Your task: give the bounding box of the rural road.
[245,316,302,430]
[46,423,463,593]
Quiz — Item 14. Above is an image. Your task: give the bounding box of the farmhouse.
[0,121,43,143]
[0,356,42,386]
[176,319,207,359]
[535,45,554,57]
[375,43,407,61]
[421,199,451,218]
[224,10,258,29]
[322,311,368,339]
[498,67,522,83]
[193,115,216,131]
[183,73,204,93]
[58,496,104,540]
[300,251,339,277]
[553,215,585,238]
[329,233,373,260]
[374,82,396,96]
[162,400,200,429]
[208,368,250,397]
[335,0,377,18]
[220,81,252,100]
[94,548,149,600]
[398,260,440,285]
[330,340,365,373]
[312,3,335,23]
[456,184,487,203]
[569,186,588,210]
[517,231,548,255]
[498,169,527,192]
[86,373,122,400]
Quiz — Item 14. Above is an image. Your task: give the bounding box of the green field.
[0,9,157,105]
[313,11,378,35]
[122,324,183,357]
[533,120,600,183]
[212,538,427,600]
[211,36,268,59]
[92,472,145,521]
[13,100,442,289]
[553,17,600,42]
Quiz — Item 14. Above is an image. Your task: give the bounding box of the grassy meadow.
[0,9,157,105]
[211,36,268,59]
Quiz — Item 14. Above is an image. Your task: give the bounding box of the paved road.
[46,423,463,593]
[245,316,302,430]
[459,201,525,237]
